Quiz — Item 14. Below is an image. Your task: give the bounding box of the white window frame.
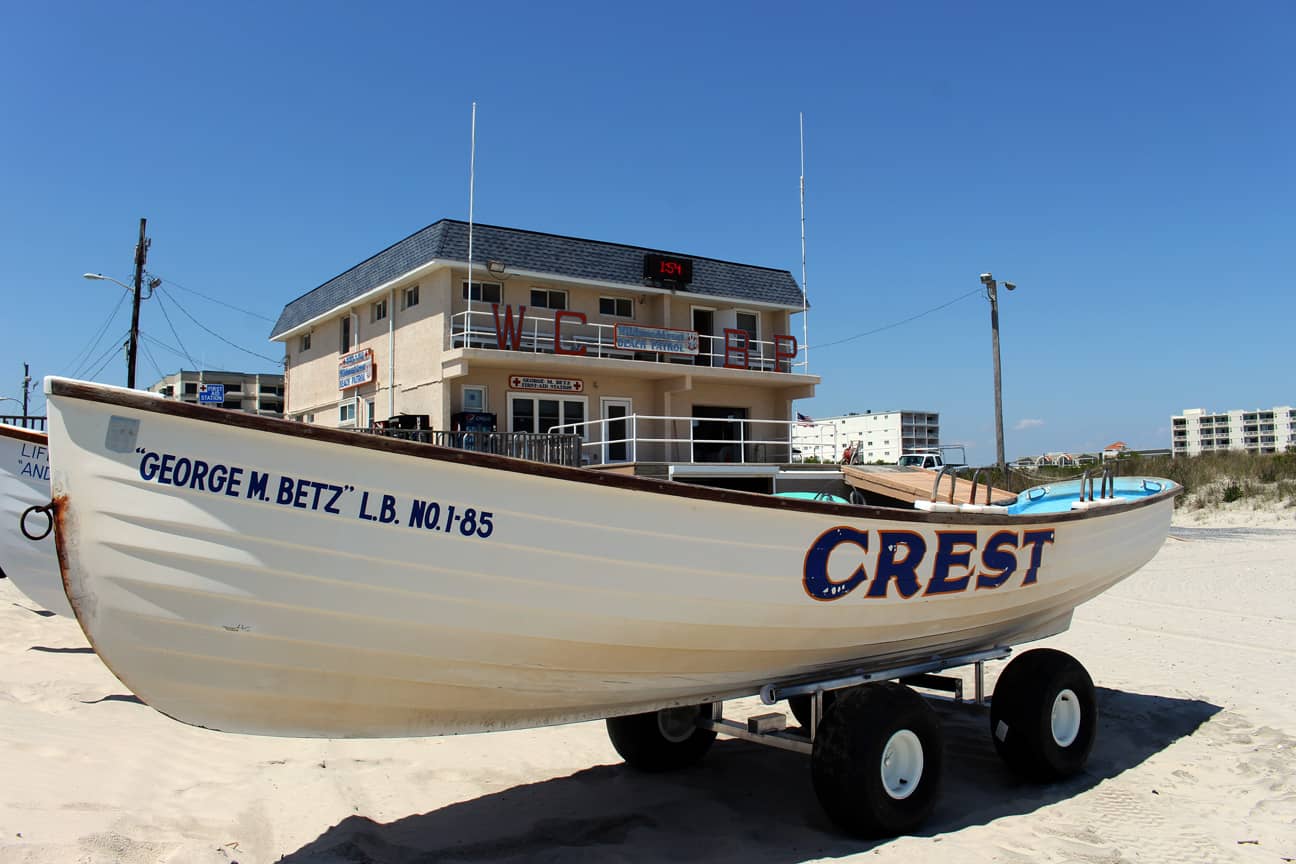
[599,296,634,319]
[338,400,357,426]
[462,280,502,303]
[507,392,588,437]
[734,309,760,342]
[371,299,387,323]
[402,284,420,310]
[340,312,359,354]
[529,287,568,310]
[300,332,311,352]
[462,384,487,413]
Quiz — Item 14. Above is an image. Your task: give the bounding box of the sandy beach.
[1,506,1293,863]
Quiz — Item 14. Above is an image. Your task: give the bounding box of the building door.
[692,405,748,463]
[601,398,633,464]
[692,307,714,367]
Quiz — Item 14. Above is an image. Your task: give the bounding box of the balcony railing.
[361,426,583,467]
[450,308,806,373]
[549,414,843,466]
[1,415,46,431]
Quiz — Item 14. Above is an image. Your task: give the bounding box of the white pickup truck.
[896,446,966,470]
[897,452,944,469]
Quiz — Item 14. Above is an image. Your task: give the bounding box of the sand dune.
[1,507,1293,862]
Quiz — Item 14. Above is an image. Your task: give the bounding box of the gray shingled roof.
[270,220,805,339]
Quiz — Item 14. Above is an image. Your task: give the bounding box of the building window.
[736,310,759,341]
[340,315,351,353]
[509,394,586,436]
[462,385,486,413]
[183,382,198,396]
[372,299,387,323]
[402,284,419,310]
[366,399,376,426]
[300,333,311,352]
[529,288,567,310]
[599,296,633,318]
[339,401,356,425]
[462,281,502,303]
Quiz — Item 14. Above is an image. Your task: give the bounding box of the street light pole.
[981,272,1016,481]
[85,219,150,389]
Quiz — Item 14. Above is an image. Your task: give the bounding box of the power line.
[151,272,275,322]
[139,332,195,362]
[808,288,983,351]
[139,339,167,382]
[157,286,283,367]
[152,289,200,367]
[83,331,131,382]
[66,288,130,378]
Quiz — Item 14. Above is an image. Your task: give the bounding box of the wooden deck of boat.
[842,464,1016,506]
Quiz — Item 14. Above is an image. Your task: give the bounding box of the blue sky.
[2,1,1291,464]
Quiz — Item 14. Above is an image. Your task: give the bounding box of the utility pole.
[980,272,1016,481]
[127,218,149,389]
[22,362,31,416]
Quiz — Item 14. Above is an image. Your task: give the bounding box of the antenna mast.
[799,113,809,373]
[466,101,477,344]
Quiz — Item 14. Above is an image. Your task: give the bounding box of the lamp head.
[1004,281,1016,291]
[83,273,106,280]
[979,272,994,284]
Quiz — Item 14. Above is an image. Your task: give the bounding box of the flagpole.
[799,111,809,374]
[466,101,477,345]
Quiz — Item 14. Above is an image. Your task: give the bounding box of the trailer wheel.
[788,690,839,730]
[811,683,942,838]
[990,648,1097,781]
[606,704,716,772]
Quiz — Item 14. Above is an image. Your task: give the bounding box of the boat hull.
[47,379,1178,738]
[0,425,69,617]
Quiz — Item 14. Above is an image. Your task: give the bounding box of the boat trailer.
[700,647,1009,756]
[606,645,1099,839]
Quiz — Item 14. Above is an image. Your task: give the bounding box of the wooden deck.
[842,464,1015,506]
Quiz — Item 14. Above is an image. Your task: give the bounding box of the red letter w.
[492,304,528,350]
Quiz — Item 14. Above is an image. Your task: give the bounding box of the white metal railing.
[549,414,841,466]
[449,308,807,373]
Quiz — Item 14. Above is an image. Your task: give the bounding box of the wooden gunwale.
[0,424,49,447]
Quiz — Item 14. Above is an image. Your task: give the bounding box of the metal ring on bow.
[20,503,54,542]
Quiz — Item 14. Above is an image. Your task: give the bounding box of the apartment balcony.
[444,308,817,396]
[553,414,843,467]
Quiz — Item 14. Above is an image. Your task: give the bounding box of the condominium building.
[1171,406,1296,456]
[791,410,940,463]
[147,370,285,417]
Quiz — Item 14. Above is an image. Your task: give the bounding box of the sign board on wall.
[643,254,693,285]
[339,349,375,390]
[614,324,699,356]
[197,383,225,404]
[508,375,584,394]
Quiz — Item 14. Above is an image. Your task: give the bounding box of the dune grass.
[997,450,1296,509]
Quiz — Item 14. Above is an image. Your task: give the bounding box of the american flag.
[796,412,815,426]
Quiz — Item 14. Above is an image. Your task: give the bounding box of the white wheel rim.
[1051,689,1082,747]
[880,729,924,800]
[657,706,699,743]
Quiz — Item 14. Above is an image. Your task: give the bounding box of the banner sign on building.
[614,324,699,356]
[339,349,375,390]
[508,375,584,394]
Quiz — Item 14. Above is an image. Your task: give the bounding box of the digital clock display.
[643,254,693,285]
